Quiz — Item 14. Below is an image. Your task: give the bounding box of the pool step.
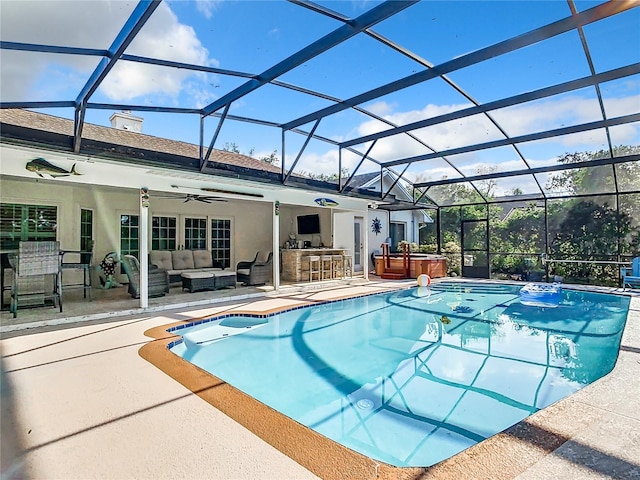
[430,282,517,295]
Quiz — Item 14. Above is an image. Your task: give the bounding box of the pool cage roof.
[1,0,639,209]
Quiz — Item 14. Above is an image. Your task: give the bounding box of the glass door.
[354,217,364,272]
[461,219,489,278]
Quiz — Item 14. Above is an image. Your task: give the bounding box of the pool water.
[169,282,629,467]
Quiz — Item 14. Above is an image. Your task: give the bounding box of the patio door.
[354,216,364,272]
[183,216,232,268]
[184,217,207,250]
[461,219,489,278]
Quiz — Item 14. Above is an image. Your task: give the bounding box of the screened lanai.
[1,0,639,287]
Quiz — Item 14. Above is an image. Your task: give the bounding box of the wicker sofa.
[149,250,226,287]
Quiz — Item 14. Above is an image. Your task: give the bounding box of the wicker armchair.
[9,241,62,318]
[236,252,273,286]
[121,255,170,299]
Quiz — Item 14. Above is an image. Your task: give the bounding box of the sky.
[1,0,639,196]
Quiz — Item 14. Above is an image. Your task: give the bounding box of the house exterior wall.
[359,174,428,270]
[390,210,422,245]
[0,177,273,280]
[278,204,332,248]
[367,210,389,270]
[332,211,368,273]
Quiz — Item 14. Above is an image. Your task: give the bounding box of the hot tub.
[373,253,447,278]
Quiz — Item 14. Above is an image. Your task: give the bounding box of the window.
[211,219,231,268]
[390,222,406,252]
[0,203,57,250]
[120,214,139,260]
[151,216,176,250]
[80,209,93,252]
[184,217,207,250]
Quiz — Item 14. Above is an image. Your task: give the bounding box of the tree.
[259,149,279,165]
[547,145,640,195]
[222,142,241,154]
[474,164,498,199]
[412,145,639,283]
[305,168,350,182]
[547,199,633,284]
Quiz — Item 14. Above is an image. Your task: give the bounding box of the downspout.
[273,201,280,291]
[140,187,149,308]
[363,205,369,281]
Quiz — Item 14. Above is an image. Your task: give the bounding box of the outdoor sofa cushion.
[193,250,214,269]
[171,250,196,270]
[150,249,226,287]
[149,250,173,271]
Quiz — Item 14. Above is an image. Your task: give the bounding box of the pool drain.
[356,399,374,409]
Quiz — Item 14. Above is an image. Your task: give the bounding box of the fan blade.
[200,187,263,198]
[199,196,227,203]
[169,185,263,199]
[150,191,228,203]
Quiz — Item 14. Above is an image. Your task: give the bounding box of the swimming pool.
[168,282,629,467]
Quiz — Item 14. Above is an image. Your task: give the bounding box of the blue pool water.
[168,282,629,467]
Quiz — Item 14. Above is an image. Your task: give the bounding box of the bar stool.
[320,255,333,280]
[307,255,321,282]
[343,253,353,278]
[331,254,344,279]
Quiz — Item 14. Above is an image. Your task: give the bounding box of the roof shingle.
[0,109,282,173]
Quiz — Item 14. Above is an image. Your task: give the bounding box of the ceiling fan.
[170,184,264,199]
[152,192,228,203]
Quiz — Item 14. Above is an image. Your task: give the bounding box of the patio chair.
[121,254,170,299]
[235,251,259,283]
[621,257,640,290]
[236,252,272,286]
[9,241,62,318]
[61,240,94,300]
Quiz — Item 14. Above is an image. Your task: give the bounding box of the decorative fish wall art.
[25,158,81,178]
[315,197,339,207]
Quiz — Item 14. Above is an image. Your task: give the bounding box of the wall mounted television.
[297,214,321,235]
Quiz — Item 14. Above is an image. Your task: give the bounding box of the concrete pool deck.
[1,280,639,479]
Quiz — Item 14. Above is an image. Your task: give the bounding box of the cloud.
[363,100,396,116]
[99,3,217,101]
[333,91,640,196]
[349,93,639,163]
[292,150,339,176]
[0,1,217,103]
[194,0,221,19]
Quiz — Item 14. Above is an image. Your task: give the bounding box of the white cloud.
[292,150,339,176]
[363,100,396,116]
[342,92,640,197]
[0,1,217,103]
[350,93,639,164]
[100,3,216,101]
[194,0,221,19]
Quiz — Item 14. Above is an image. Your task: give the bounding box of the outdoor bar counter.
[374,253,448,278]
[281,248,347,282]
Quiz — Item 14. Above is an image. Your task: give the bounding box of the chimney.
[109,110,143,133]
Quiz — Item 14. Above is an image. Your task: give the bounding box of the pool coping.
[139,282,640,480]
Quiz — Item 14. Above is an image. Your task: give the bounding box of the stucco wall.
[367,210,390,270]
[278,204,332,248]
[0,177,273,273]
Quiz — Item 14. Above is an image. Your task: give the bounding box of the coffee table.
[181,271,237,292]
